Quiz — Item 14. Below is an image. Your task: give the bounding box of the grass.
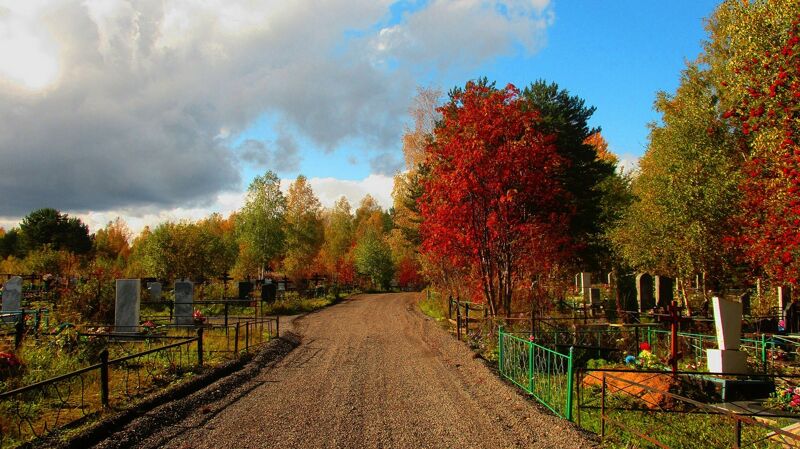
[418,290,447,322]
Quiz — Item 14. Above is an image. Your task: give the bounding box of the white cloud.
[0,0,553,222]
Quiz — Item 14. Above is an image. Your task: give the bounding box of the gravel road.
[120,293,596,449]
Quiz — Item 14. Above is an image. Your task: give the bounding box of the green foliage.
[354,231,394,290]
[20,208,92,254]
[127,219,234,283]
[611,66,741,284]
[236,170,287,276]
[521,81,619,270]
[0,229,24,259]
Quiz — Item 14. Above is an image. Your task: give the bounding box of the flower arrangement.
[193,309,206,325]
[0,351,23,379]
[769,386,800,411]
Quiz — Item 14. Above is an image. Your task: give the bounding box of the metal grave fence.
[498,326,574,420]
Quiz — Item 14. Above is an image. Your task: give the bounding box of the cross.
[661,300,692,374]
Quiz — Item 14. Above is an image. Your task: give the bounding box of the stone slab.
[174,280,194,326]
[707,349,748,374]
[713,296,743,350]
[115,279,141,331]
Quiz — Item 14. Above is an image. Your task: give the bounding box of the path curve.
[135,293,596,449]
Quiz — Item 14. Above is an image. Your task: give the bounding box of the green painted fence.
[498,326,574,420]
[646,328,774,373]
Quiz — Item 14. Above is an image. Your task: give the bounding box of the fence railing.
[0,332,201,448]
[646,328,773,373]
[0,315,279,448]
[577,369,800,448]
[498,326,574,420]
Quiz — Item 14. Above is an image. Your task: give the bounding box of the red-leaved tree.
[419,80,573,317]
[721,12,800,284]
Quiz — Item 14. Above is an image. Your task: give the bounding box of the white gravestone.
[707,296,747,373]
[115,279,141,331]
[174,280,194,326]
[579,272,591,304]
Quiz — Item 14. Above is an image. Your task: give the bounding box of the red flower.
[639,342,651,352]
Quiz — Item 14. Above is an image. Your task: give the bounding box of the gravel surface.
[97,293,597,449]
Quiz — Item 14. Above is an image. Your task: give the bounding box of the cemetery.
[0,272,343,448]
[422,269,800,448]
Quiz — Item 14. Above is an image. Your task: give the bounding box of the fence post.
[245,321,250,351]
[600,374,606,442]
[224,302,229,335]
[528,339,534,394]
[734,419,742,448]
[100,349,110,408]
[197,327,204,367]
[276,315,280,338]
[14,314,25,349]
[465,303,469,339]
[761,334,767,374]
[456,302,461,341]
[566,346,574,421]
[498,326,504,376]
[234,322,240,355]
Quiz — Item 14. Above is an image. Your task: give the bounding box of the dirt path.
[126,293,595,449]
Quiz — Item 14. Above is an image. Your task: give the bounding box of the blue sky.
[236,1,720,181]
[0,0,723,232]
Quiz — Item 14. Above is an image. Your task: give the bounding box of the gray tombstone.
[115,279,141,331]
[147,281,162,302]
[1,276,22,322]
[655,276,674,308]
[779,286,792,318]
[636,273,655,312]
[174,280,194,326]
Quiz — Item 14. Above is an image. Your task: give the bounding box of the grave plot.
[0,276,286,449]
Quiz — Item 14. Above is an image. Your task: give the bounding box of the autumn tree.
[704,0,800,285]
[320,197,356,283]
[283,175,325,283]
[420,80,572,317]
[611,65,741,292]
[235,171,287,278]
[93,218,132,262]
[521,82,618,270]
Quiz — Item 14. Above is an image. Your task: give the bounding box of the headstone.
[238,281,253,300]
[654,276,674,308]
[115,279,141,331]
[707,296,748,373]
[261,283,277,302]
[1,276,22,322]
[147,282,162,302]
[174,280,194,326]
[739,291,751,316]
[589,288,602,306]
[636,273,654,312]
[617,273,638,313]
[779,286,792,317]
[579,272,591,304]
